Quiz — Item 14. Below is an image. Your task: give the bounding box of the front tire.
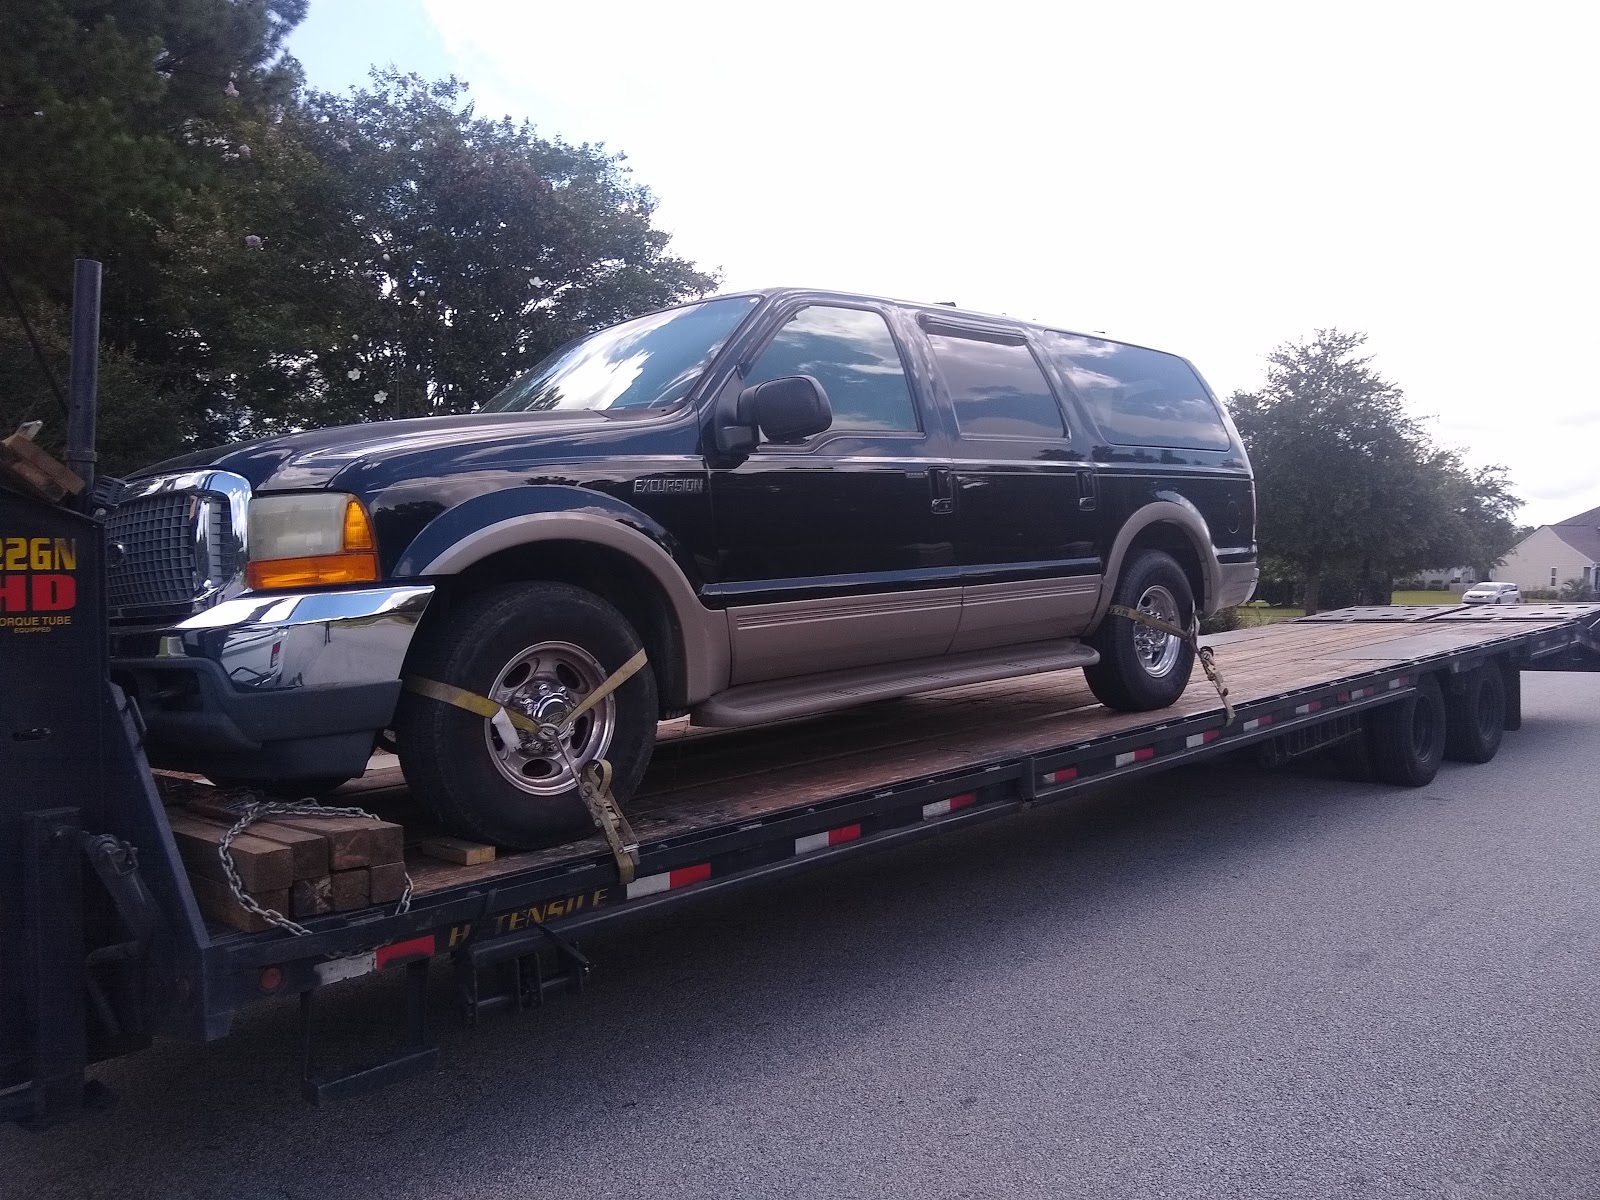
[1084,550,1197,712]
[396,582,658,849]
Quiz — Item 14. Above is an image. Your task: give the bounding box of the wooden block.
[184,801,331,880]
[290,875,334,918]
[190,875,291,934]
[329,868,370,912]
[0,432,84,502]
[368,861,408,904]
[418,837,495,866]
[167,814,294,893]
[276,817,403,870]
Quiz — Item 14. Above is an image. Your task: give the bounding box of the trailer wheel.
[1365,673,1446,786]
[1443,665,1506,764]
[396,582,658,848]
[1085,550,1196,712]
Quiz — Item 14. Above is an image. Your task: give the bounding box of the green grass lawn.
[1234,605,1304,625]
[1390,589,1461,605]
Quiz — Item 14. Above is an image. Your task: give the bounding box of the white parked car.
[1462,582,1521,605]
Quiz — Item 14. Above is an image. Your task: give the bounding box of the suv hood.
[137,410,616,491]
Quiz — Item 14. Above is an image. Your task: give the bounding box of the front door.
[708,302,958,684]
[917,319,1101,652]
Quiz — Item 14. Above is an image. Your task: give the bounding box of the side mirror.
[737,375,832,444]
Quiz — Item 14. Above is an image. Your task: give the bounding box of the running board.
[692,639,1100,728]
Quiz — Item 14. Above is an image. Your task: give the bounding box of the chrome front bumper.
[142,584,435,692]
[111,584,434,777]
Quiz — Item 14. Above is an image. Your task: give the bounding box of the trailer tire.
[396,582,658,849]
[1085,550,1196,712]
[1443,665,1506,764]
[1365,673,1446,787]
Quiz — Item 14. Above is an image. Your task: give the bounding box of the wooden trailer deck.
[293,604,1596,897]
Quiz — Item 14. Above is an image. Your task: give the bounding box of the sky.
[288,0,1599,528]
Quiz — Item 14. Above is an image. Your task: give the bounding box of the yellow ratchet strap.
[1106,603,1234,726]
[402,649,649,881]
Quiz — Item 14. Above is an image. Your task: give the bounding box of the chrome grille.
[106,493,201,612]
[104,470,250,620]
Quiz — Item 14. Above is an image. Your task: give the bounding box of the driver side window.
[744,306,920,434]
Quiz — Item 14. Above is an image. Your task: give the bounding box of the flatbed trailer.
[6,551,1599,1125]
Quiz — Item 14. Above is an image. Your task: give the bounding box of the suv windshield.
[484,296,758,414]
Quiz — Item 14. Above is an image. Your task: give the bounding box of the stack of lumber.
[0,429,84,503]
[167,800,405,932]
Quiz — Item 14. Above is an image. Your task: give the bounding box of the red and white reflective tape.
[794,824,862,856]
[922,792,977,820]
[314,933,436,986]
[1242,714,1274,732]
[1042,766,1078,785]
[626,861,712,899]
[1294,700,1322,716]
[1186,729,1220,749]
[1343,685,1377,701]
[1388,676,1410,689]
[1114,747,1156,768]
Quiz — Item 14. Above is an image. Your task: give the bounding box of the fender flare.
[1092,496,1221,625]
[393,486,729,704]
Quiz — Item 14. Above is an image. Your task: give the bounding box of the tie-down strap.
[1106,603,1234,726]
[402,648,648,883]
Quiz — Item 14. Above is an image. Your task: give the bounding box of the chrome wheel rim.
[482,640,616,795]
[1133,585,1184,678]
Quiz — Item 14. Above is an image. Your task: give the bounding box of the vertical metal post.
[65,258,101,491]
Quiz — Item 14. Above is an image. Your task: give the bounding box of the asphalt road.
[7,672,1600,1199]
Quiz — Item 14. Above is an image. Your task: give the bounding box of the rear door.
[916,317,1102,652]
[707,302,959,684]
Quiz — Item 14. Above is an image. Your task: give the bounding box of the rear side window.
[743,305,919,433]
[925,329,1066,439]
[1043,333,1232,451]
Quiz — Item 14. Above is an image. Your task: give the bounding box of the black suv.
[108,289,1257,846]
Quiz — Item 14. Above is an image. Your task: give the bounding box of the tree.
[156,71,717,436]
[1228,330,1521,613]
[1,8,715,470]
[0,0,306,334]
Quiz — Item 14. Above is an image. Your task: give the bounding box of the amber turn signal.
[341,495,375,551]
[246,551,379,590]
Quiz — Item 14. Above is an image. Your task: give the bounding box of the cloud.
[390,2,1598,524]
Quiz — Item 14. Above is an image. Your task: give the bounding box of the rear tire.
[1443,665,1506,763]
[1366,673,1446,786]
[396,582,658,849]
[1084,550,1196,712]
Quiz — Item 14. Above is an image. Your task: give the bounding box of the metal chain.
[217,799,415,937]
[1107,603,1234,725]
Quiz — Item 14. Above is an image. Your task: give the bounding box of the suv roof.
[719,287,1190,364]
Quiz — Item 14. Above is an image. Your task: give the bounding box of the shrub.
[1200,607,1241,634]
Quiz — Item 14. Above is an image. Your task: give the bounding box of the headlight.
[246,492,379,590]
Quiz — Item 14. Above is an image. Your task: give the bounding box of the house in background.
[1495,504,1600,594]
[1415,566,1477,590]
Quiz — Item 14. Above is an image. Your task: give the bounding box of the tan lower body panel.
[726,587,962,685]
[951,575,1103,653]
[692,637,1100,728]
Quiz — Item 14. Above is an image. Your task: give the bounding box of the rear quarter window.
[1043,333,1232,452]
